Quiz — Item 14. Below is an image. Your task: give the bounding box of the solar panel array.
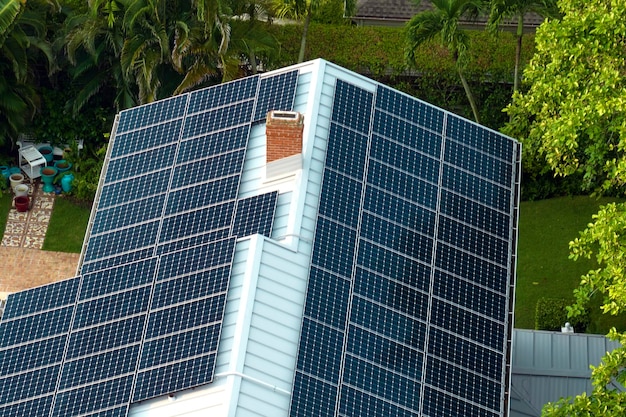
[291,81,520,417]
[0,70,296,417]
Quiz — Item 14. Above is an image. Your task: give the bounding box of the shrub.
[535,297,589,332]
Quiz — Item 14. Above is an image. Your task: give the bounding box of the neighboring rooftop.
[353,0,545,30]
[510,329,624,417]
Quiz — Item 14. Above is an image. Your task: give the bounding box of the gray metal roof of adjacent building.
[510,329,624,417]
[353,0,545,29]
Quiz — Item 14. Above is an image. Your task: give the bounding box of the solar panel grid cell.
[232,192,279,238]
[254,70,299,122]
[1,277,79,320]
[0,336,66,376]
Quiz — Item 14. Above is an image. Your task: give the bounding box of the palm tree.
[0,0,24,47]
[405,0,483,124]
[271,0,354,63]
[64,0,135,113]
[487,0,559,94]
[0,0,58,145]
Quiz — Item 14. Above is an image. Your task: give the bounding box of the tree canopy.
[502,0,626,414]
[503,0,626,193]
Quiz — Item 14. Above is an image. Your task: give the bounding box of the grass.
[0,191,11,236]
[516,195,626,333]
[42,197,92,253]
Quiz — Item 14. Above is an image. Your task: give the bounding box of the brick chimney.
[266,111,304,164]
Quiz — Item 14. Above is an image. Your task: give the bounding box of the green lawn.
[0,192,11,237]
[516,195,626,332]
[42,197,92,253]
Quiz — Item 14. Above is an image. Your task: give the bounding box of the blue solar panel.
[105,144,177,183]
[0,395,54,417]
[176,125,250,163]
[0,307,73,347]
[291,79,519,417]
[1,277,79,320]
[165,176,239,214]
[133,354,215,402]
[232,192,278,237]
[331,80,373,133]
[58,345,140,389]
[139,323,220,369]
[159,202,235,242]
[170,150,245,189]
[98,169,171,209]
[318,171,362,228]
[182,101,255,139]
[188,76,259,114]
[326,124,368,178]
[51,375,133,417]
[91,195,166,234]
[373,111,443,158]
[80,260,156,302]
[0,365,60,404]
[73,286,151,329]
[65,316,145,360]
[446,114,513,161]
[151,266,230,308]
[84,220,160,261]
[81,248,156,274]
[0,67,297,416]
[375,86,444,133]
[116,95,187,134]
[0,336,66,375]
[253,70,299,122]
[112,119,183,158]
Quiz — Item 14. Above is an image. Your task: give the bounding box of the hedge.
[535,297,590,332]
[266,23,536,83]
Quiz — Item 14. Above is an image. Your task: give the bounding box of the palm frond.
[0,0,24,46]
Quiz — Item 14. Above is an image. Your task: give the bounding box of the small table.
[18,145,47,180]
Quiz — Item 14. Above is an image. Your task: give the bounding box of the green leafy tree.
[503,0,626,194]
[502,0,626,414]
[486,0,559,94]
[405,0,483,123]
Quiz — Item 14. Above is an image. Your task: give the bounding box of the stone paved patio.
[1,182,55,249]
[0,179,80,293]
[0,247,80,292]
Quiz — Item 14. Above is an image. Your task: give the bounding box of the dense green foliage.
[501,0,626,414]
[267,23,531,81]
[535,297,589,332]
[268,23,530,128]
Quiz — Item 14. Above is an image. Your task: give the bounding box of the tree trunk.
[298,4,312,63]
[248,4,258,75]
[457,66,480,124]
[514,14,524,94]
